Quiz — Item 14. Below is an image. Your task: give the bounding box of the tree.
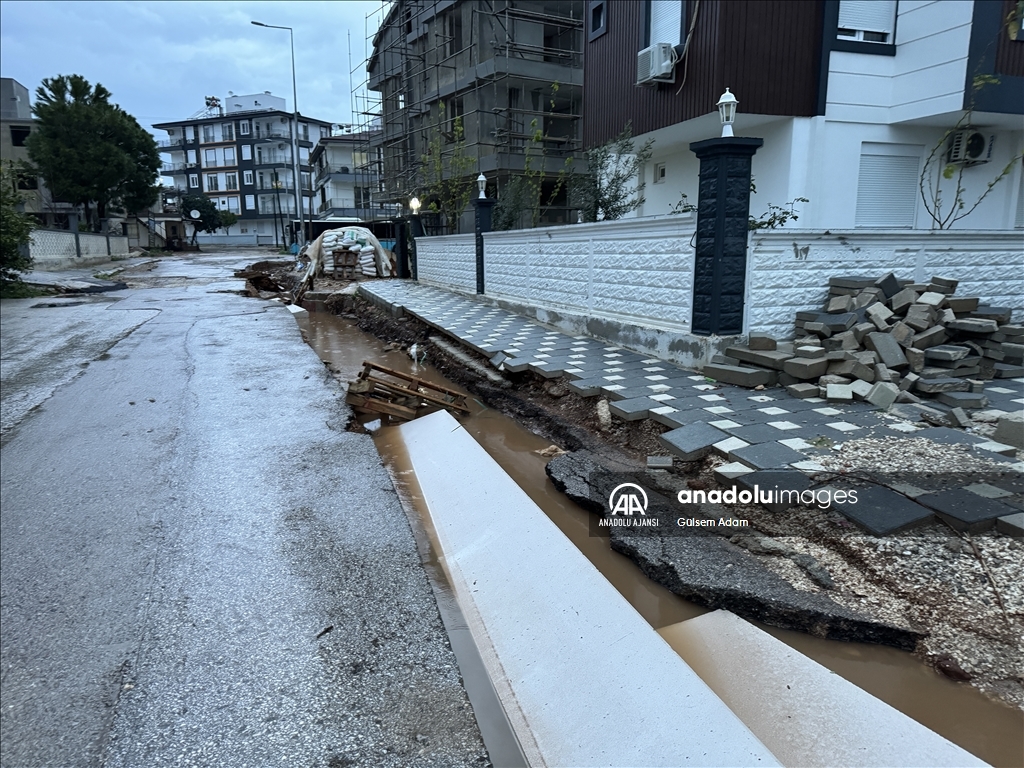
[219,211,238,234]
[27,75,160,229]
[178,190,221,245]
[418,103,475,233]
[570,122,653,222]
[1,163,36,287]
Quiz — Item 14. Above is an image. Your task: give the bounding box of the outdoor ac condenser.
[947,130,994,165]
[637,43,675,85]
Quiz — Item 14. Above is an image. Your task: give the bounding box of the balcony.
[251,130,292,142]
[254,153,292,168]
[317,199,400,219]
[199,158,238,169]
[161,162,196,174]
[255,181,296,192]
[313,164,380,185]
[157,138,185,149]
[257,197,297,216]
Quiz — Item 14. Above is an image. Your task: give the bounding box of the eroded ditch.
[297,304,1023,768]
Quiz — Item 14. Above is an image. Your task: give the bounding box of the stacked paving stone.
[705,273,1024,413]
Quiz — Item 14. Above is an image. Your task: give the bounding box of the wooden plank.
[360,361,465,398]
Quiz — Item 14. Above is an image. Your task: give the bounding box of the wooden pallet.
[345,361,469,423]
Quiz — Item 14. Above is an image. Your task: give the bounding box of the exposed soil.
[336,290,1024,712]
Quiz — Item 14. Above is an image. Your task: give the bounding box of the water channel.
[298,309,1023,767]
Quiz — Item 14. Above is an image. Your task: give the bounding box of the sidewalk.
[20,257,156,293]
[360,279,1024,536]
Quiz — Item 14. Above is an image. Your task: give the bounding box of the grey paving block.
[729,441,807,470]
[865,332,909,369]
[783,356,829,380]
[993,413,1024,449]
[703,363,776,387]
[996,513,1024,536]
[724,347,793,371]
[646,455,674,469]
[786,383,820,399]
[748,333,777,350]
[913,426,984,446]
[915,377,969,394]
[866,381,899,409]
[609,397,659,422]
[874,272,901,299]
[917,488,1016,533]
[830,485,935,535]
[947,317,999,333]
[657,422,729,461]
[935,391,989,409]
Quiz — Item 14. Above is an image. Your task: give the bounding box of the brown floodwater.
[299,309,1024,767]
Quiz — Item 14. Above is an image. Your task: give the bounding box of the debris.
[596,399,612,432]
[345,361,469,424]
[934,653,972,681]
[535,445,568,458]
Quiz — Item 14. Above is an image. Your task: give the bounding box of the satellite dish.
[190,209,201,219]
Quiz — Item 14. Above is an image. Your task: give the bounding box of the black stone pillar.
[409,214,423,280]
[474,197,495,294]
[395,219,410,279]
[688,137,763,336]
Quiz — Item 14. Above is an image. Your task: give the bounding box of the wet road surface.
[0,252,485,767]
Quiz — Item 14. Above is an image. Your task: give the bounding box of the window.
[243,170,254,185]
[223,147,236,165]
[186,125,197,142]
[202,125,215,143]
[854,143,922,228]
[648,0,683,46]
[187,149,197,165]
[444,9,463,57]
[654,162,666,183]
[836,0,897,52]
[206,173,220,192]
[225,172,238,190]
[227,196,240,214]
[204,148,217,167]
[241,144,252,161]
[301,171,311,190]
[222,123,234,141]
[245,194,256,210]
[188,173,199,188]
[239,120,250,136]
[9,125,30,146]
[301,122,309,141]
[588,1,607,41]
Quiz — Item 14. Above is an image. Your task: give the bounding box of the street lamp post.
[252,20,304,248]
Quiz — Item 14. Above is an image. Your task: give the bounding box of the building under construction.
[361,0,584,232]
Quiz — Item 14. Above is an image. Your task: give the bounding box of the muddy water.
[301,311,1023,767]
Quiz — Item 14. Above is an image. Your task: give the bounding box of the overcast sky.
[0,0,386,135]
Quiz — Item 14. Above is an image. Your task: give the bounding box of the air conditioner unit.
[948,130,993,165]
[637,43,675,85]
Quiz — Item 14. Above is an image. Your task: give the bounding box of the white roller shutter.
[650,0,682,45]
[855,151,921,228]
[838,0,896,34]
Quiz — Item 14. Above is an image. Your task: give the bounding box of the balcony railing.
[199,158,238,169]
[251,130,292,141]
[258,198,297,216]
[161,162,195,174]
[317,200,400,219]
[157,138,185,148]
[314,164,381,184]
[254,154,292,167]
[256,181,295,192]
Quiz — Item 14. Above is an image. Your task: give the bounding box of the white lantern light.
[477,173,487,199]
[410,196,421,214]
[717,88,738,137]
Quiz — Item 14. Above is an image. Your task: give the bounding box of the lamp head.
[410,196,421,214]
[477,173,487,199]
[717,88,737,137]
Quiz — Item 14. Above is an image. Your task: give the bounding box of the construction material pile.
[346,361,470,424]
[705,273,1023,412]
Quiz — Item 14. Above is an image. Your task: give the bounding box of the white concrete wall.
[27,230,129,269]
[747,229,1024,339]
[483,215,697,332]
[415,232,477,293]
[826,0,974,124]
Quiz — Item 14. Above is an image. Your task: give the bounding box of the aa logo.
[608,483,648,516]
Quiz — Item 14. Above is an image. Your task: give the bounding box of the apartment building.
[154,92,334,240]
[310,127,391,221]
[585,0,1023,230]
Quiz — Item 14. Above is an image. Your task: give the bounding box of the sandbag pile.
[704,273,1023,412]
[320,227,392,277]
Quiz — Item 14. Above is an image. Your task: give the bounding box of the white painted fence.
[747,230,1024,339]
[413,221,1022,343]
[28,229,130,270]
[415,232,477,292]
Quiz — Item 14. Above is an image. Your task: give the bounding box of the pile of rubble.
[705,273,1023,412]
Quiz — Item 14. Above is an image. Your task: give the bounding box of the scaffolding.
[352,0,585,232]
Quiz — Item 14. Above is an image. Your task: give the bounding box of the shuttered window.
[649,0,682,46]
[838,0,896,42]
[855,147,921,228]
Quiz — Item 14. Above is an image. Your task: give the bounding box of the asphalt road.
[0,252,486,768]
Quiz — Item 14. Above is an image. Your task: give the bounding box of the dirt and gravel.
[257,267,1023,712]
